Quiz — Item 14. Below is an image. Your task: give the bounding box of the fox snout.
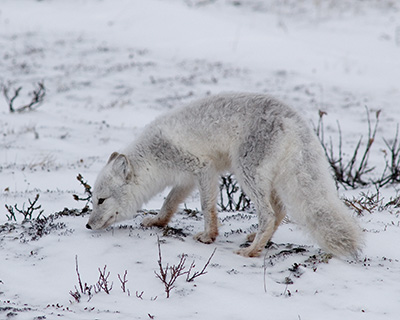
[86,211,118,230]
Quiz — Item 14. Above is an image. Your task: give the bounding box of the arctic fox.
[86,93,362,258]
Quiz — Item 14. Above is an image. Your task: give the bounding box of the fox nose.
[86,223,92,230]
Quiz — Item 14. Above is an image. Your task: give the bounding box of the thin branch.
[4,194,44,221]
[117,270,129,294]
[72,255,94,301]
[2,82,46,113]
[75,255,84,294]
[315,108,380,189]
[136,291,144,299]
[73,174,92,212]
[154,237,187,298]
[2,85,22,112]
[186,248,216,282]
[17,82,46,112]
[96,265,113,294]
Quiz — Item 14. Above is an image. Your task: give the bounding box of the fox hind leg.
[234,175,277,257]
[237,199,276,257]
[270,189,286,233]
[246,189,286,243]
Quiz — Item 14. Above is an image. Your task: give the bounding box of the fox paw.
[235,247,261,258]
[246,232,256,242]
[194,231,217,244]
[141,216,167,228]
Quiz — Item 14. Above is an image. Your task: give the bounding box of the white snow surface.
[1,0,400,319]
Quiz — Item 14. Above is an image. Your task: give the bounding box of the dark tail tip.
[86,223,92,230]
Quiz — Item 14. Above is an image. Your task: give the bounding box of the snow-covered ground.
[1,0,400,319]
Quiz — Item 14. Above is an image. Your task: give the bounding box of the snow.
[1,0,400,319]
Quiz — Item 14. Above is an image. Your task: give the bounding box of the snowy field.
[1,0,400,319]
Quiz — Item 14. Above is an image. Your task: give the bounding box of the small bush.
[154,237,216,298]
[218,174,251,211]
[2,81,46,113]
[73,174,92,212]
[5,194,44,222]
[316,108,400,189]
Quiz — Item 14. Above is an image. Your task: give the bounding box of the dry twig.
[96,265,113,294]
[2,82,46,113]
[118,270,130,295]
[219,174,251,211]
[154,237,187,298]
[5,194,44,221]
[316,108,380,189]
[73,174,92,212]
[70,255,94,302]
[186,248,216,282]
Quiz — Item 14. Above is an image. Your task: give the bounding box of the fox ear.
[112,154,133,182]
[108,152,120,164]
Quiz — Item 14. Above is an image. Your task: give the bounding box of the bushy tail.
[303,200,363,258]
[276,138,363,258]
[280,180,363,258]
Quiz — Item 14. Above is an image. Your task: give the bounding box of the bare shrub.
[186,248,216,282]
[2,82,46,113]
[315,108,400,189]
[154,237,187,298]
[342,185,400,216]
[69,256,94,303]
[70,257,118,302]
[343,190,381,215]
[379,124,400,187]
[5,194,44,221]
[316,107,380,189]
[154,237,215,298]
[118,270,129,295]
[95,265,113,294]
[73,174,92,212]
[219,174,251,211]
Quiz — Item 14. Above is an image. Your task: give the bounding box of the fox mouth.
[100,216,116,229]
[86,213,117,230]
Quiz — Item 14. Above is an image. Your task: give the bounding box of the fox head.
[86,152,138,230]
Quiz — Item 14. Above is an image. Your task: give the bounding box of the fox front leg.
[193,168,219,244]
[142,182,195,228]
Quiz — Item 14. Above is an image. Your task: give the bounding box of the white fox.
[86,93,362,258]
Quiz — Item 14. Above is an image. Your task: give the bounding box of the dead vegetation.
[155,236,216,298]
[343,189,400,216]
[68,241,216,302]
[2,81,46,113]
[5,194,44,222]
[316,108,400,189]
[70,256,132,303]
[72,174,92,212]
[218,174,252,212]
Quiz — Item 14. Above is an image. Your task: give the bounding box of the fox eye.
[98,198,106,205]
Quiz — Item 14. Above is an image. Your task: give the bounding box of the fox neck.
[127,153,173,209]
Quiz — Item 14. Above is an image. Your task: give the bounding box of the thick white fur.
[87,93,363,258]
